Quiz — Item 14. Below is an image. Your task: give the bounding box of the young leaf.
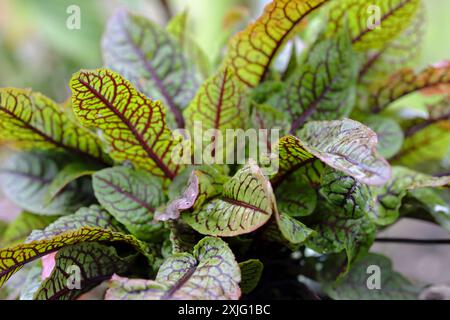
[106,237,241,300]
[93,167,166,240]
[102,10,200,128]
[273,119,391,186]
[70,68,180,180]
[322,253,420,300]
[34,242,136,300]
[183,162,275,237]
[275,177,317,217]
[279,30,359,133]
[320,167,375,219]
[0,152,93,216]
[364,116,404,159]
[225,0,328,88]
[184,67,247,134]
[370,63,450,112]
[239,259,264,294]
[0,89,108,164]
[324,0,420,51]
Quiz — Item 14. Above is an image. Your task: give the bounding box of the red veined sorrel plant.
[0,0,449,300]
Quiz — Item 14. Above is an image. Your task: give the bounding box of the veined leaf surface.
[324,0,420,51]
[370,63,450,112]
[276,212,315,245]
[364,116,404,159]
[0,152,93,215]
[102,10,200,128]
[239,259,264,294]
[34,242,135,300]
[183,162,275,237]
[0,89,107,164]
[225,0,328,88]
[93,167,165,240]
[70,69,180,180]
[106,237,241,300]
[279,31,359,133]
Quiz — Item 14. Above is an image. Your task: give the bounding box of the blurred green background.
[1,0,448,102]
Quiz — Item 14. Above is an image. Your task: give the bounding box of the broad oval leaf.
[276,212,315,245]
[70,68,180,180]
[93,167,165,240]
[0,152,93,215]
[102,10,200,128]
[106,237,241,300]
[275,177,317,217]
[225,0,328,88]
[364,116,404,159]
[183,162,275,237]
[0,89,108,164]
[34,242,135,300]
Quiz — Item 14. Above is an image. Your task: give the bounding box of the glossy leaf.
[239,259,264,294]
[323,253,420,300]
[320,167,375,219]
[102,10,200,128]
[370,63,450,112]
[106,237,241,300]
[279,30,359,133]
[275,177,317,217]
[70,68,180,180]
[225,0,328,88]
[324,0,420,51]
[183,162,275,237]
[0,88,107,164]
[0,152,93,216]
[276,212,315,245]
[93,167,165,240]
[34,242,135,300]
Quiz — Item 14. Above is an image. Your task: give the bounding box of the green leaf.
[168,220,201,254]
[184,67,247,134]
[225,0,329,88]
[324,0,420,51]
[370,63,450,113]
[0,226,148,289]
[299,119,392,185]
[19,262,43,300]
[166,10,211,78]
[1,212,57,247]
[274,119,392,186]
[0,152,94,215]
[93,167,165,240]
[364,116,404,159]
[275,177,317,217]
[276,212,315,245]
[370,167,450,225]
[239,259,264,294]
[322,253,420,300]
[70,68,181,180]
[45,161,101,204]
[0,88,108,164]
[280,30,359,133]
[106,237,241,300]
[320,167,375,219]
[34,242,136,300]
[102,10,200,128]
[183,162,275,237]
[306,202,376,270]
